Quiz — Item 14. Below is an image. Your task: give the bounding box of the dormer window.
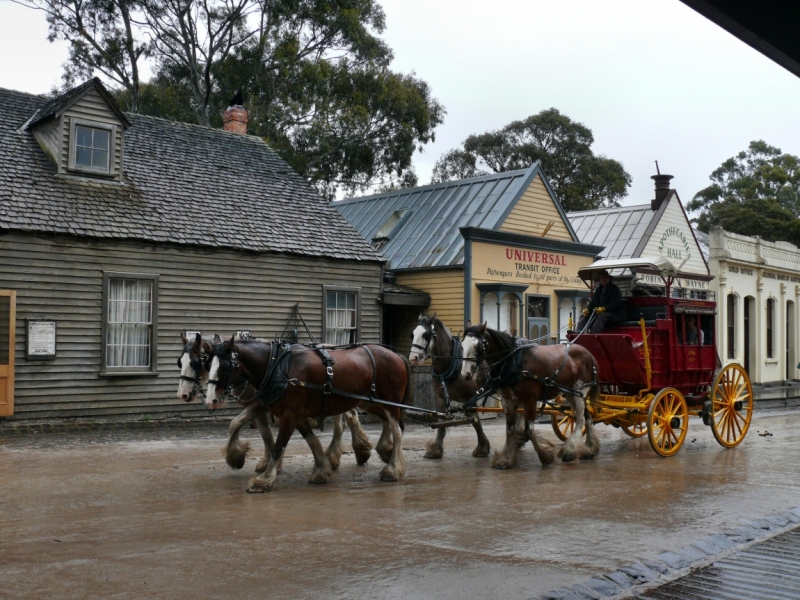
[69,120,115,175]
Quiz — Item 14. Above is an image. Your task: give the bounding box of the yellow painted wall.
[499,175,573,240]
[395,268,465,333]
[469,241,594,337]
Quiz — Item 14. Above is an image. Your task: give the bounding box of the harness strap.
[431,337,462,410]
[314,347,335,431]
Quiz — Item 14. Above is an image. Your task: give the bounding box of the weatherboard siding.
[499,175,572,240]
[0,232,381,420]
[395,269,464,333]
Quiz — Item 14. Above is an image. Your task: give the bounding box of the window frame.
[101,271,159,376]
[322,285,361,345]
[68,118,116,176]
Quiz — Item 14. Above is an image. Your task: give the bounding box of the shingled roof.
[0,85,381,262]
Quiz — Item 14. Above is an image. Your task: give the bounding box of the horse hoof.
[254,459,269,474]
[472,445,491,458]
[309,469,332,484]
[376,448,393,464]
[327,454,341,471]
[379,468,399,482]
[559,450,577,463]
[354,448,372,466]
[423,449,443,460]
[227,455,247,470]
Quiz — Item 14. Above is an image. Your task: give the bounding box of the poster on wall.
[26,319,57,359]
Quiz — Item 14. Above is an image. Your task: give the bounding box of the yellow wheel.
[710,363,753,448]
[647,388,688,457]
[621,422,648,438]
[551,411,576,442]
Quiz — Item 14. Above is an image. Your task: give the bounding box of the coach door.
[0,290,16,417]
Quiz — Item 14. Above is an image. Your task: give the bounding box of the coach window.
[101,272,158,375]
[323,286,360,345]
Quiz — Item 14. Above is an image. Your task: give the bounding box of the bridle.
[411,318,436,359]
[208,343,249,403]
[177,343,209,401]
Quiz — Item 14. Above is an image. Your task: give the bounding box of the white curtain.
[325,291,356,345]
[107,279,152,367]
[483,293,498,330]
[499,294,518,334]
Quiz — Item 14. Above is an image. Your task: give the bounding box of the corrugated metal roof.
[693,228,710,262]
[568,204,656,260]
[336,163,576,270]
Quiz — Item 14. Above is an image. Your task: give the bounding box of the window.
[324,286,360,345]
[727,294,736,359]
[373,210,408,241]
[69,119,115,175]
[477,284,525,335]
[767,297,775,359]
[102,273,158,373]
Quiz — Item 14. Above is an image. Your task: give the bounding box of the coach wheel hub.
[670,416,681,429]
[734,400,743,412]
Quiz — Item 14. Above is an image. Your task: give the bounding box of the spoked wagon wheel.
[709,363,753,448]
[621,422,648,438]
[647,388,688,457]
[550,395,578,441]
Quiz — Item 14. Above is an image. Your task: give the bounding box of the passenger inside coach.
[677,315,705,345]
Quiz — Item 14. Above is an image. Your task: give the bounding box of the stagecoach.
[548,256,753,457]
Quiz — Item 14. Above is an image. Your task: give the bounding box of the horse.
[206,337,412,492]
[176,333,371,474]
[409,315,491,458]
[460,323,600,469]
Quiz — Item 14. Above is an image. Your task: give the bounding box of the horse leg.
[524,403,555,466]
[222,403,259,470]
[491,400,520,469]
[344,409,373,465]
[379,410,406,482]
[514,413,529,449]
[248,418,294,493]
[471,415,491,457]
[424,424,446,459]
[375,418,394,464]
[297,419,334,484]
[325,414,344,472]
[254,413,282,474]
[558,394,592,462]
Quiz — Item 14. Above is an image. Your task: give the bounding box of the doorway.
[0,290,16,417]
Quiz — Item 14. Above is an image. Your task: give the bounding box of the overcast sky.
[2,0,799,208]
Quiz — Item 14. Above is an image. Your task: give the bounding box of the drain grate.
[637,527,800,600]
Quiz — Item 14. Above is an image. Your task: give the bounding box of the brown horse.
[409,315,491,458]
[206,337,412,492]
[176,333,369,474]
[460,323,600,469]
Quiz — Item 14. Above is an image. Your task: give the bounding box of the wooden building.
[0,79,384,421]
[337,164,604,352]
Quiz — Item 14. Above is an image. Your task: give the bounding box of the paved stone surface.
[1,408,799,599]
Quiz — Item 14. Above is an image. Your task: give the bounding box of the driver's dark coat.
[587,282,626,323]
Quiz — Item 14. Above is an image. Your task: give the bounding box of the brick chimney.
[223,104,248,135]
[651,173,674,211]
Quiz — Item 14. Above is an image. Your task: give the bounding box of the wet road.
[1,409,798,600]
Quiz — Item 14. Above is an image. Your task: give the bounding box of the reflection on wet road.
[1,409,798,599]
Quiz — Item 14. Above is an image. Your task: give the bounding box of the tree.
[688,141,800,243]
[18,0,443,198]
[10,0,149,112]
[431,108,630,212]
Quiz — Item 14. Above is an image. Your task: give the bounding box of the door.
[0,290,16,417]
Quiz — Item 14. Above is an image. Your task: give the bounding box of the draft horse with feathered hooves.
[206,337,412,492]
[409,315,491,459]
[460,323,600,469]
[177,333,369,475]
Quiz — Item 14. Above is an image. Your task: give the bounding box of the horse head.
[460,322,487,381]
[409,312,437,364]
[176,332,214,402]
[205,335,250,408]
